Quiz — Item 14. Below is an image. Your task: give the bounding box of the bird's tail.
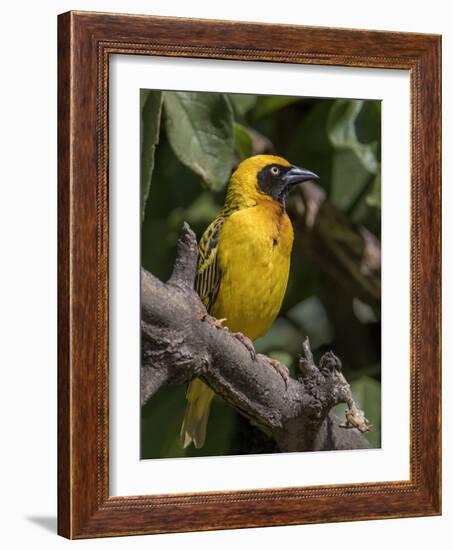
[180,379,214,449]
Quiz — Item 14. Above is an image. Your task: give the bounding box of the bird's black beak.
[283,165,319,186]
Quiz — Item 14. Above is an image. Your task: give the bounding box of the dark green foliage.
[234,123,253,160]
[163,92,235,191]
[141,385,237,459]
[141,90,162,221]
[141,90,382,456]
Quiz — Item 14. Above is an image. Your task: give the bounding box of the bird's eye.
[270,166,280,176]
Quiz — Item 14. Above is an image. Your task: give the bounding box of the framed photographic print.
[58,11,441,538]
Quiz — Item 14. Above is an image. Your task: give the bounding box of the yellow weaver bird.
[180,154,319,449]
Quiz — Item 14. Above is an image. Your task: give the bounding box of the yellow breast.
[211,201,293,341]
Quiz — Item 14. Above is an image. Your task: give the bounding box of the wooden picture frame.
[58,10,441,538]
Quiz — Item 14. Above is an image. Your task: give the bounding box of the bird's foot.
[209,317,228,329]
[258,354,290,390]
[197,312,256,361]
[198,311,228,330]
[231,332,257,361]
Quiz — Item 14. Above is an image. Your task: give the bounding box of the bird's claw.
[258,354,290,390]
[198,314,257,361]
[231,332,257,361]
[198,311,228,330]
[210,317,228,329]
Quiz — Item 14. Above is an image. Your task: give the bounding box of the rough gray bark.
[141,223,371,453]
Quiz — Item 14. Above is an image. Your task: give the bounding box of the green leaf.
[366,173,381,208]
[326,100,381,211]
[229,94,257,117]
[184,192,220,225]
[234,123,253,160]
[253,95,301,119]
[327,100,379,174]
[286,296,334,349]
[141,384,237,459]
[141,90,163,221]
[352,297,378,324]
[254,318,301,355]
[333,375,381,447]
[356,101,381,148]
[268,351,293,368]
[330,150,372,210]
[141,385,187,459]
[163,92,234,191]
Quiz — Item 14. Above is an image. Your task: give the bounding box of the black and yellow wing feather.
[195,216,224,312]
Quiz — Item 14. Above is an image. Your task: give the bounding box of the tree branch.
[141,223,371,453]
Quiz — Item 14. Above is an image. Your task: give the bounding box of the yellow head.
[225,154,318,210]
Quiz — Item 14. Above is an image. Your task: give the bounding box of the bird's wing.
[195,216,224,311]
